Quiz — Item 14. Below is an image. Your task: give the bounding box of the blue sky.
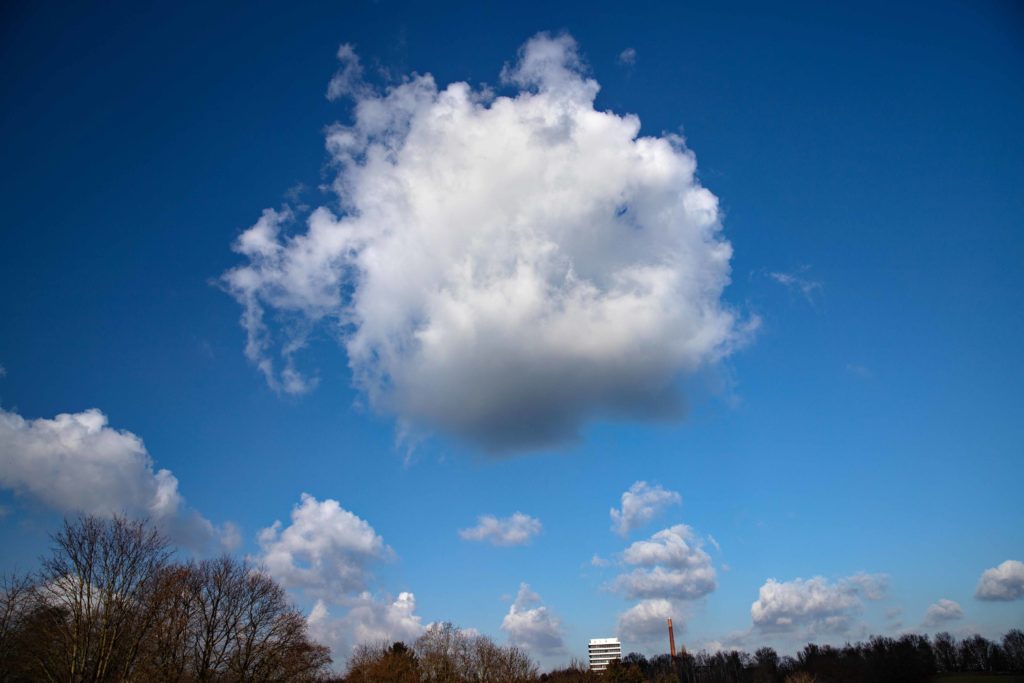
[1,0,1022,668]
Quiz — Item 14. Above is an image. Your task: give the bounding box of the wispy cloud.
[767,267,823,303]
[325,43,369,101]
[846,363,872,379]
[618,47,637,65]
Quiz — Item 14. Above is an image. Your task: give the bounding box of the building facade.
[588,637,622,672]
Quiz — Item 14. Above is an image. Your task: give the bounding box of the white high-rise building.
[588,637,622,672]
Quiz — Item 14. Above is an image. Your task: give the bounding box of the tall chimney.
[667,618,676,658]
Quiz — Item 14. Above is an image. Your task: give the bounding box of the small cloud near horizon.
[923,598,964,627]
[501,583,566,656]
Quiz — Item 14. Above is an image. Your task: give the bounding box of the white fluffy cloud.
[458,512,542,546]
[975,560,1024,601]
[610,481,681,536]
[612,525,716,601]
[501,583,565,655]
[750,574,887,634]
[307,591,425,657]
[258,494,427,665]
[222,32,749,452]
[621,524,710,569]
[617,598,677,643]
[614,566,717,602]
[0,408,229,551]
[257,493,393,599]
[923,598,964,627]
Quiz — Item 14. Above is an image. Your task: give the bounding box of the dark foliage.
[542,629,1024,683]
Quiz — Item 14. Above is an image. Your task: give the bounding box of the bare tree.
[0,573,34,681]
[186,555,252,680]
[405,625,540,683]
[960,634,996,672]
[467,635,538,682]
[538,659,599,683]
[28,515,172,682]
[346,641,421,683]
[227,564,331,681]
[416,622,472,683]
[137,564,202,682]
[143,555,330,682]
[933,632,958,672]
[1004,629,1024,672]
[784,674,816,683]
[2,517,329,683]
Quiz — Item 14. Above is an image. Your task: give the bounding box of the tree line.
[0,515,331,682]
[337,631,1024,683]
[2,515,1021,683]
[338,628,1024,683]
[343,623,538,683]
[536,630,1024,683]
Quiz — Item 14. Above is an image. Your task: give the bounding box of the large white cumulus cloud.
[223,32,749,451]
[0,407,230,551]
